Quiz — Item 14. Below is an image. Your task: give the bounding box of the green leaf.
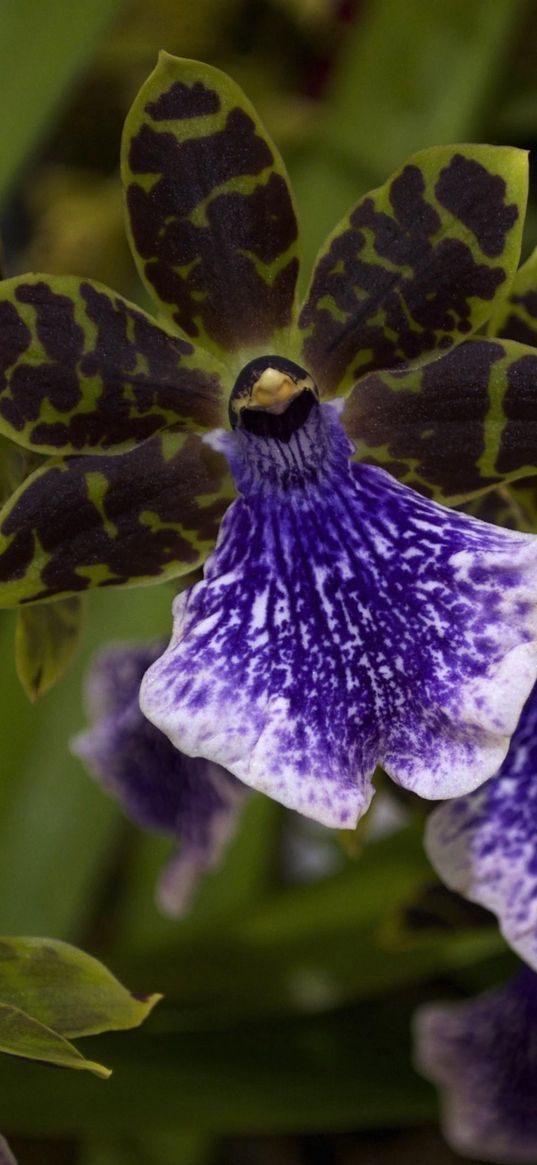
[488,243,537,345]
[0,0,121,210]
[328,0,526,180]
[0,1002,111,1078]
[0,432,232,607]
[15,596,84,700]
[122,52,301,371]
[297,145,528,398]
[342,336,537,502]
[0,276,228,457]
[0,937,160,1039]
[0,938,160,1081]
[0,585,172,939]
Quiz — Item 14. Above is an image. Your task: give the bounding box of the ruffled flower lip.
[142,400,537,829]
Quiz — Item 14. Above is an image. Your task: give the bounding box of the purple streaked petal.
[414,970,537,1163]
[72,641,247,916]
[140,403,537,828]
[425,683,537,969]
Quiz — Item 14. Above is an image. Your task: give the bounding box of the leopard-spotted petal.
[0,431,233,606]
[488,243,537,346]
[341,337,537,503]
[298,146,528,398]
[122,53,301,368]
[0,275,228,457]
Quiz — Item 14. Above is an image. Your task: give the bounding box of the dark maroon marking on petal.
[497,354,537,475]
[499,315,537,346]
[127,105,298,349]
[16,281,86,363]
[129,109,272,208]
[344,340,503,498]
[128,160,298,346]
[0,300,31,387]
[435,154,519,259]
[0,435,230,601]
[301,168,503,394]
[146,79,221,121]
[498,291,537,346]
[0,280,224,450]
[0,526,34,583]
[2,282,85,427]
[389,165,441,235]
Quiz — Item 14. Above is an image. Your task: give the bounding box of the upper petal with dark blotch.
[298,146,527,398]
[426,683,537,970]
[414,971,537,1163]
[122,53,300,365]
[72,640,247,916]
[0,275,228,455]
[0,431,233,606]
[341,337,537,503]
[140,404,537,828]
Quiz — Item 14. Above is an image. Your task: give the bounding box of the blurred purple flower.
[72,641,248,916]
[415,970,537,1163]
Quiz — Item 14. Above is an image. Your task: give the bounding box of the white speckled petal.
[141,404,537,828]
[425,683,537,968]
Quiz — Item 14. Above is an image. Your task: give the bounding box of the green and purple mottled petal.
[122,52,301,367]
[341,337,537,503]
[488,243,537,346]
[0,431,233,606]
[298,146,528,398]
[0,275,228,456]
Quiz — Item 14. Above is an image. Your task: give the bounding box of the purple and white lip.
[140,373,537,829]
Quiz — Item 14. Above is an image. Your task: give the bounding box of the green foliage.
[15,597,84,700]
[290,0,526,274]
[0,936,159,1078]
[0,0,122,210]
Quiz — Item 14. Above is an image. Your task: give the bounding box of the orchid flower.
[415,970,537,1163]
[72,640,247,916]
[1,55,537,826]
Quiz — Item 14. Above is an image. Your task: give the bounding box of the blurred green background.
[0,0,535,1160]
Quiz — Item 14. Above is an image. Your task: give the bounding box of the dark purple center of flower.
[229,355,319,441]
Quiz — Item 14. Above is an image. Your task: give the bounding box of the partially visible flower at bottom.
[72,641,248,916]
[414,970,537,1163]
[425,682,537,969]
[0,1136,17,1164]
